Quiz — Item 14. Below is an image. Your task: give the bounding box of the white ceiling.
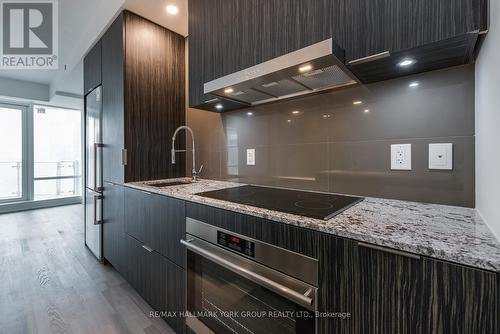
[0,0,188,105]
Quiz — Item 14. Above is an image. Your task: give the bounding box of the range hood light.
[247,112,254,116]
[398,59,416,67]
[215,103,223,110]
[262,82,279,88]
[353,100,362,105]
[364,109,370,113]
[299,64,313,73]
[224,88,234,94]
[409,82,419,87]
[292,110,300,115]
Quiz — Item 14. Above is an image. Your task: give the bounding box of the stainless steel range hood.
[203,38,359,107]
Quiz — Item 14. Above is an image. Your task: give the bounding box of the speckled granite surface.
[126,178,500,272]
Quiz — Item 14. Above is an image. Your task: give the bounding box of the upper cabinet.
[90,11,186,184]
[83,40,102,95]
[345,0,488,83]
[188,0,345,111]
[188,0,489,111]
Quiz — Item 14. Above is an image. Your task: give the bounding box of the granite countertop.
[126,178,500,272]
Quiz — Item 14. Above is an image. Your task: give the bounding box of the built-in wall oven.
[181,218,319,334]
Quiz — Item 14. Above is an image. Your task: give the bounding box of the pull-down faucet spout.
[171,126,202,181]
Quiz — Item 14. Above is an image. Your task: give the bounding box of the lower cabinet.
[126,234,186,333]
[353,242,498,334]
[124,186,186,268]
[102,181,127,276]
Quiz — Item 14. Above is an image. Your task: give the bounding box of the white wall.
[476,1,500,241]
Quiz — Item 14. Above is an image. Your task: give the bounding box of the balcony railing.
[0,160,81,200]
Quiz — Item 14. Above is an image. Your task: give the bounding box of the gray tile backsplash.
[186,65,476,207]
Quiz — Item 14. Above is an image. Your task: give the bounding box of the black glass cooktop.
[196,185,364,220]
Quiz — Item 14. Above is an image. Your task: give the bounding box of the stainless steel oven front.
[181,218,319,334]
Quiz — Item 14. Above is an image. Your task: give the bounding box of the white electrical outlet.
[246,149,255,165]
[429,143,453,170]
[391,144,412,170]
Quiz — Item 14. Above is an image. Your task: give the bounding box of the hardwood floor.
[0,205,175,334]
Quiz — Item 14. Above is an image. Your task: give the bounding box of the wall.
[187,65,476,207]
[476,1,500,240]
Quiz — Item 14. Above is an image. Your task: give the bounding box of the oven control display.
[217,231,255,257]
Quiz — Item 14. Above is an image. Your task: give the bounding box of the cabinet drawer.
[125,234,186,333]
[124,187,186,267]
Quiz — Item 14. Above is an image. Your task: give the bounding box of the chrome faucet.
[171,126,203,181]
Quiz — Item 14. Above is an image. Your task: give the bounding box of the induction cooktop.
[196,185,364,220]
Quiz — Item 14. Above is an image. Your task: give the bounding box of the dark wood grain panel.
[317,233,357,334]
[102,182,127,276]
[420,258,497,334]
[345,0,487,61]
[124,187,186,267]
[354,244,424,334]
[162,259,186,334]
[83,40,102,95]
[102,13,125,184]
[123,11,185,182]
[150,194,186,268]
[186,202,318,257]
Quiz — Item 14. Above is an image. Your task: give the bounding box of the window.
[0,102,81,208]
[0,104,25,202]
[33,106,81,200]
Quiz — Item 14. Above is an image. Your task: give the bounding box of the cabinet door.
[102,182,126,276]
[159,256,186,334]
[149,194,186,268]
[125,234,149,299]
[345,0,487,62]
[83,40,102,95]
[420,258,497,334]
[354,243,423,334]
[102,13,125,184]
[124,187,148,243]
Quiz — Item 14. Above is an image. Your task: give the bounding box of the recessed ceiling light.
[323,114,331,118]
[215,103,223,110]
[299,64,313,73]
[353,100,362,105]
[364,109,370,113]
[287,119,292,123]
[398,59,415,67]
[166,5,179,15]
[247,111,254,116]
[409,82,419,88]
[224,88,234,94]
[292,110,300,115]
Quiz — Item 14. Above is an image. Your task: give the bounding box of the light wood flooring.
[0,204,175,334]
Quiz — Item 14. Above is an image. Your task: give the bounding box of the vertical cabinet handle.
[93,195,103,225]
[94,143,104,191]
[121,149,128,166]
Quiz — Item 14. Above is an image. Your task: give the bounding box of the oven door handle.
[181,238,315,310]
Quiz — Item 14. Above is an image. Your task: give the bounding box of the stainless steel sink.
[146,181,192,187]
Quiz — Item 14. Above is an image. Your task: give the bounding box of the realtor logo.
[1,0,58,69]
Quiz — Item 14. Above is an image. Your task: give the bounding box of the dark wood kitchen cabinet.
[344,0,488,83]
[99,10,185,184]
[188,0,345,110]
[345,0,488,62]
[102,181,126,276]
[353,242,497,334]
[124,186,186,268]
[83,39,101,95]
[126,234,186,334]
